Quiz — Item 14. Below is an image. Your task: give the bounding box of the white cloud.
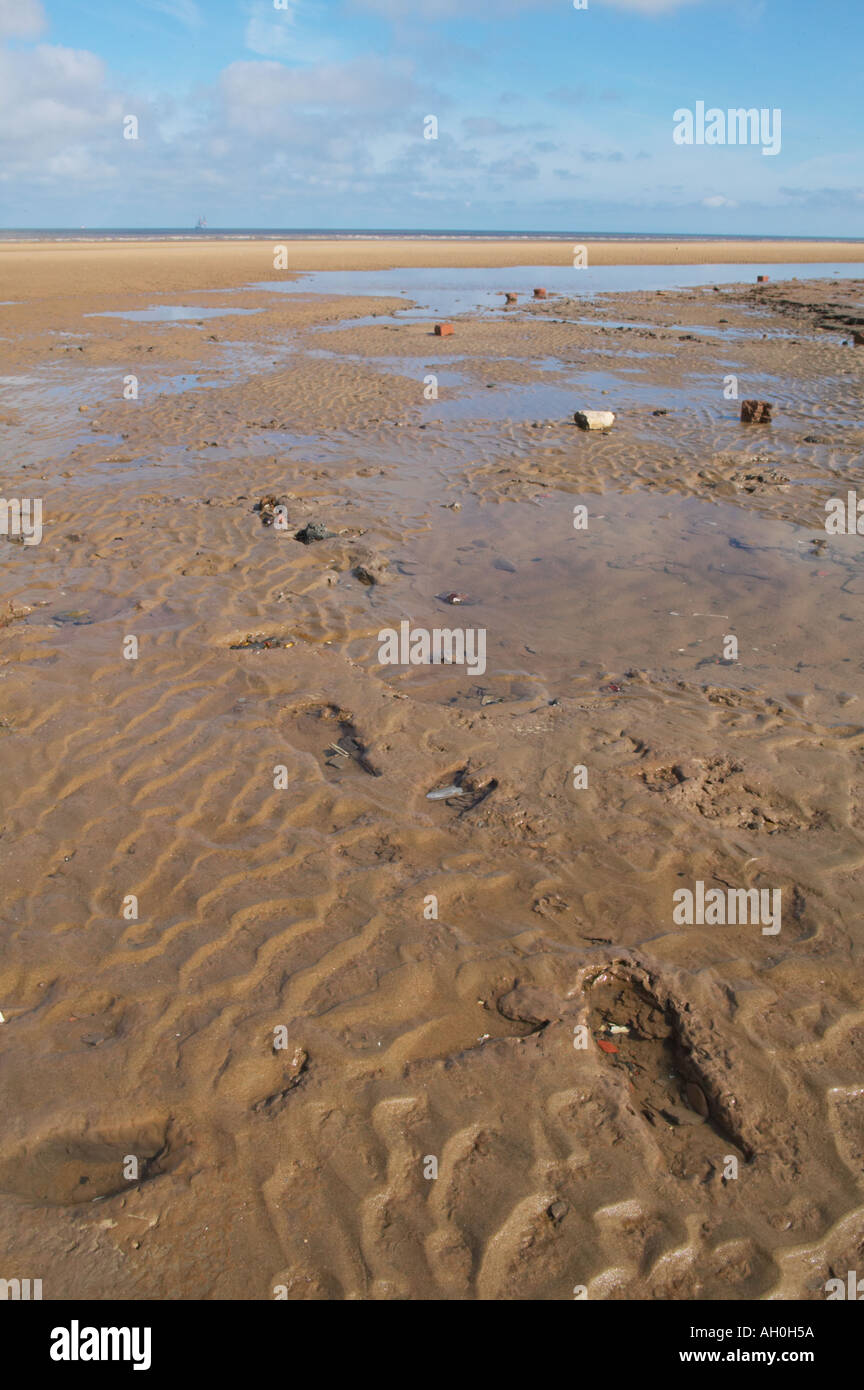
[603,0,704,12]
[355,0,530,13]
[0,0,46,39]
[244,1,347,64]
[142,0,203,28]
[0,43,122,166]
[702,194,738,207]
[220,56,420,131]
[43,146,118,181]
[462,116,541,138]
[356,0,706,15]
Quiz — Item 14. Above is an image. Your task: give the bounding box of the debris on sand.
[295,521,334,544]
[230,634,294,650]
[426,767,497,814]
[439,591,469,605]
[350,551,388,586]
[309,704,381,777]
[1,601,32,628]
[434,323,455,337]
[53,610,93,626]
[253,1047,308,1113]
[740,399,773,424]
[426,782,467,801]
[533,288,547,299]
[254,496,290,527]
[735,465,788,491]
[328,733,380,776]
[575,410,615,431]
[504,292,518,304]
[454,770,498,815]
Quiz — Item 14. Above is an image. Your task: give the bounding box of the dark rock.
[295,522,333,544]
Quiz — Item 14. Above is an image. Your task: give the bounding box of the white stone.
[574,410,615,430]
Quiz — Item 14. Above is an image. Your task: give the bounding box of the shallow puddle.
[86,304,262,323]
[343,484,864,724]
[255,262,864,322]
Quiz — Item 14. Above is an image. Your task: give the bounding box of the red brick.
[740,399,773,423]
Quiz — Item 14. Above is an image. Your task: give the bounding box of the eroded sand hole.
[586,970,752,1173]
[0,1123,180,1206]
[293,701,382,777]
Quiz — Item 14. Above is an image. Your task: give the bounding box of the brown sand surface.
[1,246,864,1300]
[2,237,864,302]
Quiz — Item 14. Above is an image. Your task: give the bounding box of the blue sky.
[1,0,862,233]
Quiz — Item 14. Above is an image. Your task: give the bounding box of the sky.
[0,0,862,234]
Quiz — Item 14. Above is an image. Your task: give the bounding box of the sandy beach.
[3,236,864,301]
[1,238,864,1300]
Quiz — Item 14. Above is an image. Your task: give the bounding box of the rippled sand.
[1,245,864,1300]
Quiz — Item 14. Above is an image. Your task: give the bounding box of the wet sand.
[1,243,864,1300]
